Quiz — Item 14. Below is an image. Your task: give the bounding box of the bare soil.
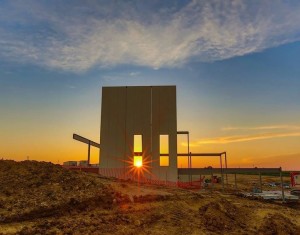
[0,160,299,235]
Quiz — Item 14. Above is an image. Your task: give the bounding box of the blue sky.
[0,0,300,169]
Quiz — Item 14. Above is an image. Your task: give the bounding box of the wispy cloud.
[102,71,141,81]
[1,0,300,72]
[222,125,300,131]
[183,124,300,146]
[67,85,76,89]
[186,132,300,146]
[129,72,140,77]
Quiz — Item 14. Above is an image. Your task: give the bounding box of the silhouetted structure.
[100,86,178,182]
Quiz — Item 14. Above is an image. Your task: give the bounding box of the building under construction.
[99,86,178,182]
[70,85,285,194]
[98,86,230,183]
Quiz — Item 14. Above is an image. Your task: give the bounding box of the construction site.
[1,86,300,234]
[67,86,300,201]
[0,160,300,235]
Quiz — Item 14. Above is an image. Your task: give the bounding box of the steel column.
[280,168,285,202]
[259,172,262,192]
[225,152,228,186]
[88,141,91,165]
[234,173,237,190]
[220,155,224,191]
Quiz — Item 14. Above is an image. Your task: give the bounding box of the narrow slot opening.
[160,135,169,166]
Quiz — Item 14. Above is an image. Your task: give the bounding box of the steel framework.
[73,133,100,165]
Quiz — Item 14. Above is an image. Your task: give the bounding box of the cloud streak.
[1,0,300,72]
[222,125,300,131]
[186,131,300,146]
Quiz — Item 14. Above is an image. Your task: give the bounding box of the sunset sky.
[1,0,300,170]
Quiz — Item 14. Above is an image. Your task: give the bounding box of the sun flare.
[134,156,143,168]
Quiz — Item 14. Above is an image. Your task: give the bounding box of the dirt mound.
[198,198,247,232]
[1,160,300,234]
[258,213,300,235]
[0,160,114,223]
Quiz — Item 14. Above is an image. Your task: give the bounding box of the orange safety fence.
[98,168,204,189]
[63,166,204,189]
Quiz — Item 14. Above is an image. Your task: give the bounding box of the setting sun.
[134,156,143,168]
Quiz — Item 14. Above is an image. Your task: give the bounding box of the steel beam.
[166,152,226,157]
[73,133,100,165]
[177,131,189,135]
[178,167,282,175]
[73,134,100,148]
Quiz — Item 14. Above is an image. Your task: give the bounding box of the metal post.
[88,141,91,165]
[187,133,190,166]
[211,168,214,189]
[234,173,237,190]
[188,133,190,183]
[189,151,192,183]
[225,152,228,186]
[280,169,285,203]
[220,155,224,191]
[200,174,201,189]
[259,172,262,192]
[73,134,100,166]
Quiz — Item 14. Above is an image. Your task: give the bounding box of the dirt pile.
[258,213,300,235]
[199,198,247,232]
[0,160,300,235]
[0,160,115,223]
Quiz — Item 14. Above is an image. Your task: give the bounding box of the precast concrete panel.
[100,87,126,168]
[125,87,152,178]
[152,86,177,182]
[100,86,177,182]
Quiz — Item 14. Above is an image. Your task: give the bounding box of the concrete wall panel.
[100,87,126,168]
[152,86,177,181]
[100,86,177,182]
[125,87,151,177]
